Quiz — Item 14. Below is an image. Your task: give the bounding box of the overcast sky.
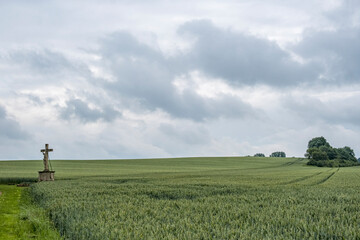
[1,0,360,160]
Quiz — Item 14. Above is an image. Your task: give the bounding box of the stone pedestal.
[38,171,55,182]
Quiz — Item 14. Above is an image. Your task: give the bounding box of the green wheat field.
[1,157,360,239]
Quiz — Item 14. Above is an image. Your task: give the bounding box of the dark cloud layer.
[178,20,319,86]
[324,0,360,28]
[295,28,360,83]
[96,20,325,121]
[60,98,120,123]
[8,49,75,74]
[292,0,360,84]
[4,18,359,125]
[94,19,360,123]
[0,105,30,140]
[98,29,257,121]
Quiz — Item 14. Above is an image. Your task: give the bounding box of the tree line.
[253,136,359,168]
[305,136,359,167]
[254,152,286,158]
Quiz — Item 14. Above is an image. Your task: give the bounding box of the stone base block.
[38,171,55,182]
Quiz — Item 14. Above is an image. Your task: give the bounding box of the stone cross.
[41,144,53,171]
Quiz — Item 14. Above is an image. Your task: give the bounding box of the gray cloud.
[8,49,75,74]
[294,27,360,84]
[99,31,175,106]
[324,0,360,28]
[25,94,52,106]
[98,30,257,121]
[60,98,121,123]
[291,0,360,84]
[283,94,360,127]
[0,105,30,140]
[177,20,319,86]
[0,49,90,95]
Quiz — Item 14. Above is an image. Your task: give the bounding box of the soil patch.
[16,183,30,187]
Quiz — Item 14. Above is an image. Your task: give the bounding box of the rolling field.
[1,157,360,239]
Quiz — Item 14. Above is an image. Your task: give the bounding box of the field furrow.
[316,168,340,185]
[1,157,360,239]
[281,171,323,185]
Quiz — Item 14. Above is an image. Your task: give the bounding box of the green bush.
[305,137,359,167]
[270,151,286,157]
[254,153,265,157]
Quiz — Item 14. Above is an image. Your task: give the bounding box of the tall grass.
[0,185,62,240]
[15,157,360,239]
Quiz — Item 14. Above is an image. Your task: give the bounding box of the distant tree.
[335,146,357,162]
[308,136,330,149]
[319,145,337,160]
[270,151,286,158]
[311,149,328,161]
[305,137,359,167]
[305,148,318,159]
[254,153,265,157]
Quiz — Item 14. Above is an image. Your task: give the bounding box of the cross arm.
[41,149,53,152]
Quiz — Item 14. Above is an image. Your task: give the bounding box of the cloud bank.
[0,0,360,159]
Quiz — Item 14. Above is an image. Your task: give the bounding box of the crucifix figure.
[41,144,53,171]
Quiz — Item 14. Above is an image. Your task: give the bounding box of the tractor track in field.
[282,171,324,185]
[123,158,308,178]
[281,158,305,167]
[316,168,340,185]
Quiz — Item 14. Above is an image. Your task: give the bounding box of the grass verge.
[0,184,62,240]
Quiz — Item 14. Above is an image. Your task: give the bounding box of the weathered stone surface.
[41,144,53,172]
[38,171,55,182]
[38,144,55,182]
